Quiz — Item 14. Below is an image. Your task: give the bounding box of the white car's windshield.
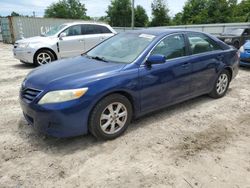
[86,33,155,64]
[44,24,67,37]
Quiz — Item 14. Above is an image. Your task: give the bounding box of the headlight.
[239,46,245,53]
[18,43,29,48]
[38,88,88,105]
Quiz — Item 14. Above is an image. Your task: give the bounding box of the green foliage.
[181,0,208,24]
[134,5,148,27]
[178,0,250,25]
[172,12,183,25]
[234,0,250,22]
[11,11,21,17]
[106,0,131,27]
[150,0,171,26]
[44,0,89,19]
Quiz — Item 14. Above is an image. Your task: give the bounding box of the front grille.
[21,88,42,103]
[246,49,250,53]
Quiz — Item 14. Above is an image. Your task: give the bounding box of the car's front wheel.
[89,94,132,140]
[209,70,230,98]
[34,50,55,66]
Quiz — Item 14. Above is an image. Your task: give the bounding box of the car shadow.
[239,66,250,71]
[17,95,215,155]
[12,63,35,69]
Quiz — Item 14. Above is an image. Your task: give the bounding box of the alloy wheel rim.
[100,102,128,134]
[216,73,228,95]
[37,52,51,65]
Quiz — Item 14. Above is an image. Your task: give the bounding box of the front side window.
[151,34,186,60]
[187,33,222,55]
[64,25,82,36]
[44,24,67,37]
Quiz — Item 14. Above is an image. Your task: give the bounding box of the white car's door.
[58,25,85,58]
[82,24,115,52]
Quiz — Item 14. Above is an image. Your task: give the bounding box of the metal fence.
[1,16,250,44]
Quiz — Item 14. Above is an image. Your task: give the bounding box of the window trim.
[142,32,189,66]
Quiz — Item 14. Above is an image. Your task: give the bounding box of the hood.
[24,56,126,90]
[15,36,56,44]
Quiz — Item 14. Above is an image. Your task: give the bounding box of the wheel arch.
[88,90,136,126]
[224,66,233,82]
[33,47,58,63]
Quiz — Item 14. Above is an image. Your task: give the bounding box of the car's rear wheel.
[34,50,55,66]
[89,94,132,140]
[209,70,230,98]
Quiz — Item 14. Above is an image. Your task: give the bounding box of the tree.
[206,0,232,23]
[134,5,148,27]
[172,12,183,25]
[106,0,131,27]
[150,0,171,26]
[181,0,208,24]
[11,11,21,17]
[44,0,89,19]
[234,0,250,22]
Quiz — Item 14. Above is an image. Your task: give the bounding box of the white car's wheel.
[34,50,55,66]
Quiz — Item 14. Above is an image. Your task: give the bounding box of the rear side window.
[187,33,222,55]
[151,34,186,60]
[82,24,112,35]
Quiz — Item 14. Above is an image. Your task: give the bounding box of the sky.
[0,0,186,18]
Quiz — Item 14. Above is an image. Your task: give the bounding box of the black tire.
[89,94,132,140]
[209,70,230,99]
[34,49,55,66]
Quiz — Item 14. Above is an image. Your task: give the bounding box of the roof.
[125,28,193,36]
[64,22,109,27]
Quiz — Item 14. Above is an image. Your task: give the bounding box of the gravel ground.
[0,42,250,188]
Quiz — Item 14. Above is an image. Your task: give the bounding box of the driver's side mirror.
[146,54,166,66]
[59,32,66,40]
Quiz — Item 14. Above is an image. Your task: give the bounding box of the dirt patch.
[171,125,233,160]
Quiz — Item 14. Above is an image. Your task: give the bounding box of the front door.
[139,34,192,113]
[58,25,85,58]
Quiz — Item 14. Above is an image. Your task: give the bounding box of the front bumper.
[240,51,250,67]
[20,96,91,138]
[13,47,35,64]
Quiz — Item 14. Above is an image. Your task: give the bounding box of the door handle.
[79,39,84,42]
[217,54,224,61]
[182,62,190,69]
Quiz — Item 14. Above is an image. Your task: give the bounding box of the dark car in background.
[218,28,250,49]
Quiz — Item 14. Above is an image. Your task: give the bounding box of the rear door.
[185,32,225,95]
[81,24,114,52]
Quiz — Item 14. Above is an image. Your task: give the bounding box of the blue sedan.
[239,40,250,67]
[20,29,239,140]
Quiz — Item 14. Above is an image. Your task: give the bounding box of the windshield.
[44,24,67,37]
[222,28,244,36]
[86,33,155,64]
